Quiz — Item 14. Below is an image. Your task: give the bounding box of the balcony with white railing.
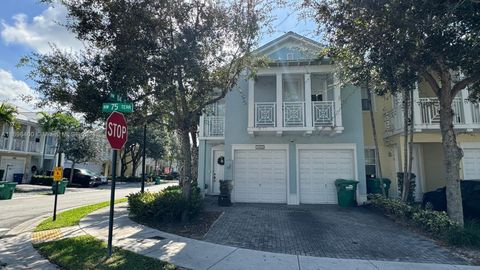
[253,101,336,129]
[203,116,225,137]
[383,93,480,137]
[12,139,25,151]
[28,141,41,153]
[255,102,276,127]
[312,101,335,127]
[248,72,343,136]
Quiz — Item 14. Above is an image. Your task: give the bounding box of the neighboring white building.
[0,110,57,183]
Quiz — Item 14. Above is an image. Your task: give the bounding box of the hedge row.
[128,185,203,223]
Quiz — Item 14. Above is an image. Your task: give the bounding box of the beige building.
[364,82,480,201]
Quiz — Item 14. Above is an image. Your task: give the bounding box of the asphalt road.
[0,182,175,237]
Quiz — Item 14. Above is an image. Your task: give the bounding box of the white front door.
[299,149,355,204]
[463,149,480,179]
[212,150,224,194]
[234,149,287,203]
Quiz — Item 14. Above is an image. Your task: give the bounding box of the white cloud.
[0,69,38,110]
[1,4,83,53]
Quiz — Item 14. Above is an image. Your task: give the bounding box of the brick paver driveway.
[203,199,467,265]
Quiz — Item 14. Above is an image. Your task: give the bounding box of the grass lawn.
[34,235,177,270]
[35,198,128,232]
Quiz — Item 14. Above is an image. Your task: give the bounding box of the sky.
[0,0,319,112]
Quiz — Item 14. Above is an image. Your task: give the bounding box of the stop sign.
[106,112,128,150]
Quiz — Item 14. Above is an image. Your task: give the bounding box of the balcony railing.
[0,138,8,150]
[45,146,56,155]
[203,116,225,137]
[12,139,25,151]
[283,102,305,127]
[28,141,41,153]
[313,101,335,127]
[255,102,276,127]
[419,97,464,124]
[384,97,472,136]
[253,101,336,128]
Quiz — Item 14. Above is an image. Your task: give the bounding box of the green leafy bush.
[128,185,203,223]
[118,176,142,182]
[128,192,159,220]
[368,194,480,248]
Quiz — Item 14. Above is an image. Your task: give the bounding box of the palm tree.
[0,103,18,127]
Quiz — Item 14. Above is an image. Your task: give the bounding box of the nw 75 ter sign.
[106,112,128,150]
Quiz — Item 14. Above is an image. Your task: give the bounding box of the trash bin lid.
[334,179,358,186]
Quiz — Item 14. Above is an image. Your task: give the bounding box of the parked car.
[422,180,480,218]
[63,168,102,187]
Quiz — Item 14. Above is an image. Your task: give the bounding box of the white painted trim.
[296,143,358,205]
[7,126,14,150]
[199,115,205,137]
[257,65,334,75]
[333,73,343,129]
[461,88,473,128]
[413,84,422,126]
[231,144,290,204]
[416,144,426,201]
[248,78,255,128]
[304,74,312,128]
[210,145,225,195]
[276,73,283,129]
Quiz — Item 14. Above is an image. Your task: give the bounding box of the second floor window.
[361,87,372,111]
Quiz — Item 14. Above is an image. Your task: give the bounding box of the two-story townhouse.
[197,32,367,205]
[364,79,480,201]
[0,108,57,182]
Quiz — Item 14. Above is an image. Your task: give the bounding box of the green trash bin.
[52,180,68,194]
[0,181,17,200]
[335,179,359,207]
[367,178,391,197]
[155,177,161,185]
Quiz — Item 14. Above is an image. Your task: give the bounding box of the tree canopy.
[307,0,480,225]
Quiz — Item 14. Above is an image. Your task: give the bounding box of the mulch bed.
[131,211,223,240]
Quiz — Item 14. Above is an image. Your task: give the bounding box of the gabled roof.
[254,31,323,55]
[252,32,325,63]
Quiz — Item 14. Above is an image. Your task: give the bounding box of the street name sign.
[102,103,134,113]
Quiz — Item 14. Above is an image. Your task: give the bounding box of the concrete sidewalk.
[79,204,480,270]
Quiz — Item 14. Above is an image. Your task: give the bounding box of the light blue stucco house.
[197,32,367,205]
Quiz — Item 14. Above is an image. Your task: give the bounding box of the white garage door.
[0,157,26,181]
[234,149,287,203]
[463,149,480,179]
[299,149,355,204]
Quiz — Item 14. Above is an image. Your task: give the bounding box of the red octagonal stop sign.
[106,112,128,150]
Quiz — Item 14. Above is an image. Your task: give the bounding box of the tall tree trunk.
[401,91,410,202]
[407,89,415,202]
[439,93,464,226]
[190,126,198,184]
[179,128,192,222]
[69,161,76,185]
[367,87,385,196]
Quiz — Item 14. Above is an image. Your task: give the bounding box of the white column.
[413,84,422,127]
[333,74,343,129]
[199,115,205,137]
[248,78,255,128]
[304,73,312,128]
[24,125,31,152]
[7,125,14,150]
[276,73,283,128]
[461,88,473,130]
[39,133,46,169]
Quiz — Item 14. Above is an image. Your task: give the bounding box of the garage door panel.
[234,149,287,203]
[463,149,480,179]
[299,149,354,204]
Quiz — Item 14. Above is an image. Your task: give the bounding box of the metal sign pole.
[53,149,62,221]
[107,149,117,257]
[141,124,146,193]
